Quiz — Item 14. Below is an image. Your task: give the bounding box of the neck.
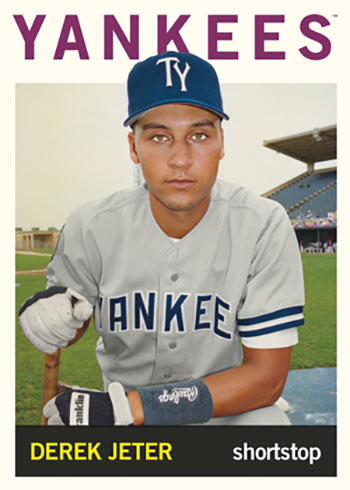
[149,195,211,239]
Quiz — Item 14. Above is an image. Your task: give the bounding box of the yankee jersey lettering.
[102,291,233,340]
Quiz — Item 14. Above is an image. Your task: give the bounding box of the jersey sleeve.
[237,202,305,349]
[46,209,101,306]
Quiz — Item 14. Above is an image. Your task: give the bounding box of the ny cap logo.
[156,56,191,92]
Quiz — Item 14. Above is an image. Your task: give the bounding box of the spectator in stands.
[328,209,334,220]
[306,210,313,219]
[325,238,333,253]
[328,210,336,226]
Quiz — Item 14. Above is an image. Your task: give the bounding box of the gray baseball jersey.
[46,179,305,391]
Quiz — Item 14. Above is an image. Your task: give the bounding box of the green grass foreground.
[16,254,52,271]
[290,253,336,369]
[15,252,336,424]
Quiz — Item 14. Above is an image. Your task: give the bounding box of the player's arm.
[127,345,292,424]
[43,347,292,426]
[42,340,293,426]
[202,345,292,418]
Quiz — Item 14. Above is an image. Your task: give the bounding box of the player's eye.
[191,132,207,141]
[151,134,168,143]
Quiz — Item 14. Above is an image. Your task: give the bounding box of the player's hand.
[43,382,133,426]
[19,286,93,354]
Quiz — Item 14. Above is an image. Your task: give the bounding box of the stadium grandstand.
[262,125,337,253]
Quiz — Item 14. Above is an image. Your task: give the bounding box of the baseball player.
[19,51,305,426]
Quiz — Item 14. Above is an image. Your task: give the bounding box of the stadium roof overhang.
[263,125,336,164]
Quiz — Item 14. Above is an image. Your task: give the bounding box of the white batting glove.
[19,286,93,354]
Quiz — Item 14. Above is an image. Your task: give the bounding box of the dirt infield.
[16,269,47,275]
[16,251,51,257]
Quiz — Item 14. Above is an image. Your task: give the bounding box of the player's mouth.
[166,178,196,189]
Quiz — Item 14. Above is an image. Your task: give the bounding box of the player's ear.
[219,127,225,160]
[128,131,140,164]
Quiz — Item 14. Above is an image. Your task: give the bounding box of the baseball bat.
[40,317,91,425]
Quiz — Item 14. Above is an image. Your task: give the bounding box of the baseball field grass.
[16,253,52,271]
[15,252,336,425]
[290,253,336,369]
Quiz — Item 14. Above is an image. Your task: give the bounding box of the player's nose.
[167,140,192,168]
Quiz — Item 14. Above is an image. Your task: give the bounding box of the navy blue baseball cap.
[123,51,229,126]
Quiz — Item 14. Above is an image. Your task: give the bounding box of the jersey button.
[170,273,179,282]
[169,341,177,349]
[163,373,171,379]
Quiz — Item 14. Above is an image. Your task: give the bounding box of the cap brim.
[124,101,229,127]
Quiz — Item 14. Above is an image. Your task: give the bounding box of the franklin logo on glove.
[70,393,90,425]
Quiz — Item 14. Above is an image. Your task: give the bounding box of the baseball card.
[3,0,349,486]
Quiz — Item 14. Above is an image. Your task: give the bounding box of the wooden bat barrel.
[40,350,61,425]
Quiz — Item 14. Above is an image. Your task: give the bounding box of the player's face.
[128,104,225,220]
